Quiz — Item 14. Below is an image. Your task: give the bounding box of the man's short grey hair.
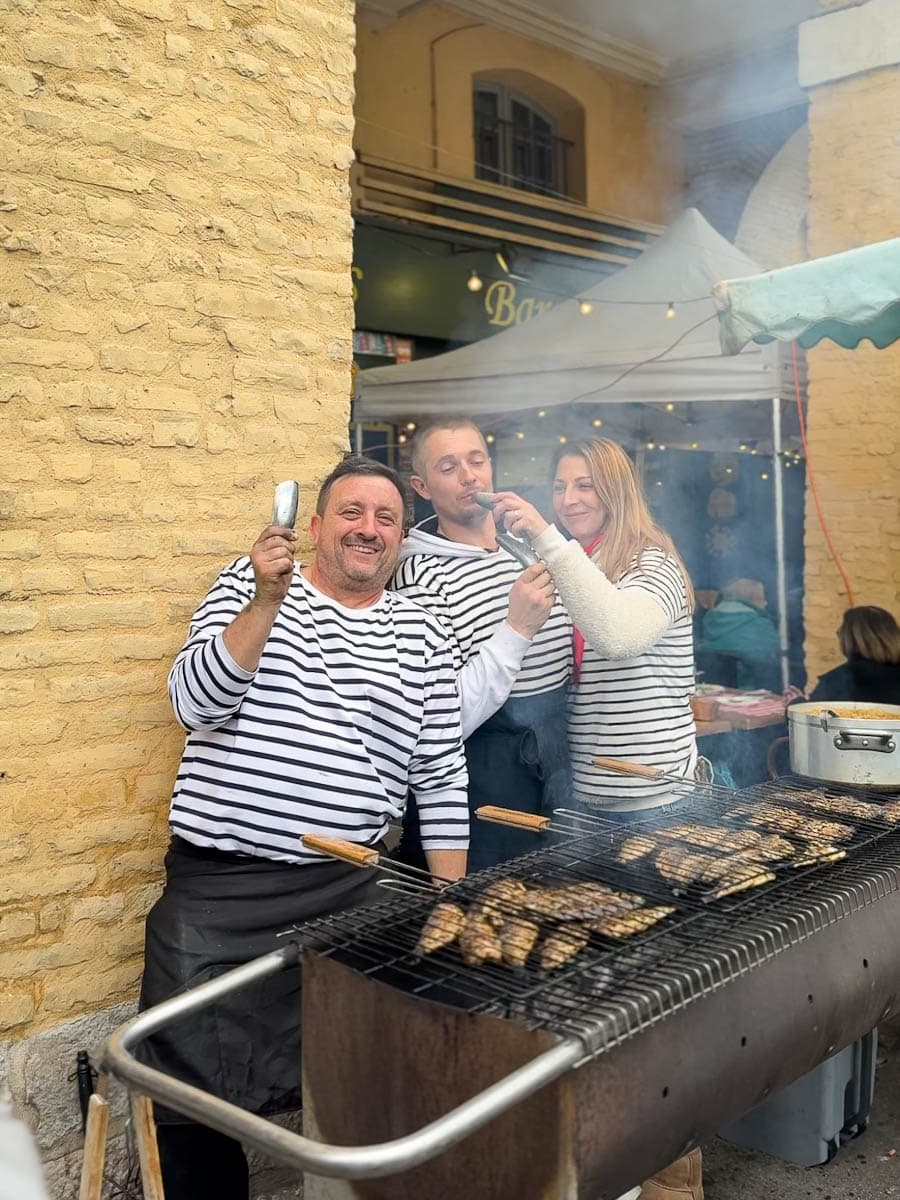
[409,418,489,478]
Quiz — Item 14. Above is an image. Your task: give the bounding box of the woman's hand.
[489,491,550,541]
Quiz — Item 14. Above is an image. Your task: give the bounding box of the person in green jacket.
[699,578,781,690]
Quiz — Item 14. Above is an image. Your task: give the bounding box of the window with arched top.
[473,82,573,198]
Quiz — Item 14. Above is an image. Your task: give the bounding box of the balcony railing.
[352,153,661,268]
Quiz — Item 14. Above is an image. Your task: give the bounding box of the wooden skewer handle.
[592,756,665,780]
[475,805,551,832]
[302,835,380,867]
[78,1093,109,1200]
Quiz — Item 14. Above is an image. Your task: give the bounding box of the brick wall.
[804,63,900,681]
[1,0,355,1048]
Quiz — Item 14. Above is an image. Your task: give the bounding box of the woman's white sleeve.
[457,622,531,739]
[531,525,670,660]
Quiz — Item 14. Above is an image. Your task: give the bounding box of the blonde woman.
[491,438,697,813]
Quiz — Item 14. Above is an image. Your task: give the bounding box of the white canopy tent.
[355,208,792,685]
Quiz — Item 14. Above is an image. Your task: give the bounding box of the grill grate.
[292,778,900,1060]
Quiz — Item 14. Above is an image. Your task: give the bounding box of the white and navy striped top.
[393,530,572,698]
[570,548,697,807]
[167,559,469,865]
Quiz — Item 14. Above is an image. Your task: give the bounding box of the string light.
[666,302,676,319]
[592,418,603,428]
[538,410,546,417]
[516,431,525,440]
[405,422,416,431]
[665,402,675,412]
[761,472,769,480]
[397,433,407,444]
[659,443,666,451]
[467,269,483,292]
[739,443,747,451]
[485,433,495,444]
[690,442,699,449]
[558,435,568,444]
[646,441,656,449]
[578,299,594,316]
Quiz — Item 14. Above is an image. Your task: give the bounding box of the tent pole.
[354,422,364,454]
[771,394,790,690]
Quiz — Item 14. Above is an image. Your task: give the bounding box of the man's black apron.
[138,838,381,1122]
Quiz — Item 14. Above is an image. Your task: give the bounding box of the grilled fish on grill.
[469,879,528,928]
[458,914,503,967]
[616,834,659,864]
[544,881,645,921]
[414,902,466,956]
[589,905,675,940]
[654,846,775,897]
[658,824,769,856]
[499,916,540,968]
[732,803,853,843]
[734,833,796,863]
[794,789,884,821]
[708,858,776,899]
[539,923,590,971]
[654,846,716,887]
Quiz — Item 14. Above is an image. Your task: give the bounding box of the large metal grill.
[296,776,900,1058]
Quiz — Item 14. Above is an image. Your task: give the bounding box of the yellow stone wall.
[355,3,681,224]
[0,0,355,1039]
[803,64,900,683]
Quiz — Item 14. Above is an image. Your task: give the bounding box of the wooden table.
[695,691,788,739]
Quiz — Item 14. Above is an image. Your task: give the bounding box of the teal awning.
[712,238,900,355]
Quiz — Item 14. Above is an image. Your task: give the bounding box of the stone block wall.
[1,0,355,1190]
[803,60,900,682]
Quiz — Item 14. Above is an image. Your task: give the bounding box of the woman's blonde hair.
[552,438,694,609]
[839,606,900,666]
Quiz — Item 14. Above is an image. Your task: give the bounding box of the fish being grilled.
[881,800,900,823]
[705,857,776,899]
[732,803,853,844]
[469,879,528,928]
[654,846,717,887]
[542,881,645,921]
[499,916,540,968]
[794,790,883,821]
[414,902,466,956]
[458,914,503,967]
[616,834,659,864]
[539,923,590,971]
[658,824,765,856]
[733,833,795,863]
[589,905,674,940]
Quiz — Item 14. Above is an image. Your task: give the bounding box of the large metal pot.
[788,701,900,789]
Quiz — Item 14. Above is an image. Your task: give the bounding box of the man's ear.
[309,513,321,547]
[409,474,430,501]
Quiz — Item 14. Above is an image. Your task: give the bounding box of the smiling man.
[139,454,468,1200]
[392,418,573,873]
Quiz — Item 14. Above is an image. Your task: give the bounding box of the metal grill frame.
[101,776,900,1180]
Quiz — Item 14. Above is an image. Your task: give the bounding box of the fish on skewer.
[499,916,540,968]
[589,905,675,940]
[793,789,885,821]
[732,833,796,863]
[658,824,768,856]
[458,913,503,967]
[732,803,853,843]
[539,923,591,971]
[705,858,776,900]
[543,881,645,921]
[414,902,466,956]
[654,846,718,888]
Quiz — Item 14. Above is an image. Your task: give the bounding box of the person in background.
[140,455,469,1200]
[489,437,702,1200]
[698,578,781,691]
[809,605,900,704]
[392,418,573,872]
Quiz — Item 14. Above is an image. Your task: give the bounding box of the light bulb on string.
[665,402,675,412]
[485,433,495,444]
[665,301,676,320]
[578,299,594,316]
[538,410,546,417]
[592,418,603,428]
[406,422,416,431]
[646,441,655,450]
[516,431,525,440]
[761,472,769,480]
[659,444,666,451]
[398,434,407,444]
[558,436,567,445]
[467,269,483,293]
[690,442,699,449]
[739,443,747,452]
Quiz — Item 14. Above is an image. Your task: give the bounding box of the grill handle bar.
[102,945,583,1180]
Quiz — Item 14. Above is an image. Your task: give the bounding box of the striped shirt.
[167,559,469,865]
[569,548,697,808]
[393,541,572,698]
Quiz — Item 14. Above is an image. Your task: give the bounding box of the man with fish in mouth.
[392,417,573,872]
[138,454,469,1200]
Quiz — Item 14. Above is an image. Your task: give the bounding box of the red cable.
[791,341,855,605]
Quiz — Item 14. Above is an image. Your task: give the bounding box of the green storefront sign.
[353,223,609,344]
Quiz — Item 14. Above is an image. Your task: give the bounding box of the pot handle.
[832,729,897,754]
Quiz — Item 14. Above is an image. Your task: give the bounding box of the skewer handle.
[475,805,551,832]
[593,756,664,780]
[302,836,380,867]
